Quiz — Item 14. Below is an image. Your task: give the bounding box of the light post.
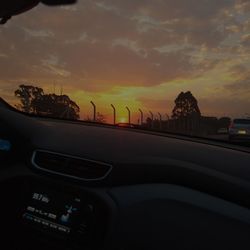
[90,101,96,121]
[149,111,154,128]
[166,113,170,130]
[139,109,143,125]
[126,106,131,125]
[158,112,162,130]
[111,104,116,125]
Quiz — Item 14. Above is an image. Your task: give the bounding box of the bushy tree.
[14,85,43,113]
[172,91,201,119]
[15,84,80,120]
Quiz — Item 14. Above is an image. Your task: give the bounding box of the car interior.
[1,1,250,250]
[1,98,250,250]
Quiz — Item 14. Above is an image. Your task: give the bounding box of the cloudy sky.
[0,0,250,122]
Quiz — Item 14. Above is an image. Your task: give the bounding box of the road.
[205,134,250,148]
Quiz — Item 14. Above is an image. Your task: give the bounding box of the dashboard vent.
[31,150,113,181]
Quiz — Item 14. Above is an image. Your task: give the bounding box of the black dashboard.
[1,105,250,250]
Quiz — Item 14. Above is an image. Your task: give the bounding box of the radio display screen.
[22,188,82,236]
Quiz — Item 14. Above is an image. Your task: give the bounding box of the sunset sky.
[0,0,250,123]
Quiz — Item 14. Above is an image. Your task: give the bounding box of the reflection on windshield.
[0,0,250,146]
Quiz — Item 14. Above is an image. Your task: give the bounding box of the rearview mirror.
[0,0,77,24]
[41,0,77,5]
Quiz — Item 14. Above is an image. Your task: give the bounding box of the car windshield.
[1,0,250,146]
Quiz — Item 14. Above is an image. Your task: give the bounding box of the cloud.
[0,0,250,118]
[228,79,250,92]
[225,77,250,94]
[137,97,173,114]
[104,0,235,20]
[0,0,233,82]
[199,97,250,117]
[223,64,250,97]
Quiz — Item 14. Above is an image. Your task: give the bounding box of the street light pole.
[111,104,116,125]
[90,101,96,122]
[166,113,170,130]
[158,112,162,130]
[126,106,131,125]
[149,111,154,129]
[139,109,143,125]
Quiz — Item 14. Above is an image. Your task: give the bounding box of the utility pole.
[60,85,63,96]
[139,109,143,125]
[53,81,56,94]
[166,113,170,130]
[158,112,162,130]
[90,101,96,122]
[126,106,131,125]
[60,106,70,119]
[149,111,154,129]
[111,104,116,125]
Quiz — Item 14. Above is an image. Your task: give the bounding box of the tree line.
[15,84,202,120]
[14,84,230,131]
[15,85,80,120]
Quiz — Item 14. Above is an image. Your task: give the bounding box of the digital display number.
[32,193,50,203]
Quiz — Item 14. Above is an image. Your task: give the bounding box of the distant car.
[229,119,250,141]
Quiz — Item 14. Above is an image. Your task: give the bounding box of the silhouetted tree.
[15,84,80,120]
[14,85,44,113]
[33,94,80,120]
[172,91,201,119]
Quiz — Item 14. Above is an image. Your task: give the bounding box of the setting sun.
[119,117,127,123]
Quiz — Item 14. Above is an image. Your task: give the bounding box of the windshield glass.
[1,1,250,145]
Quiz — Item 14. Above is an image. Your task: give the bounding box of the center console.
[23,186,89,236]
[1,177,110,250]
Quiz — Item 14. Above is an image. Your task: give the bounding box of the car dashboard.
[1,105,250,250]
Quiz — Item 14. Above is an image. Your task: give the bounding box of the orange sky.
[1,0,250,123]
